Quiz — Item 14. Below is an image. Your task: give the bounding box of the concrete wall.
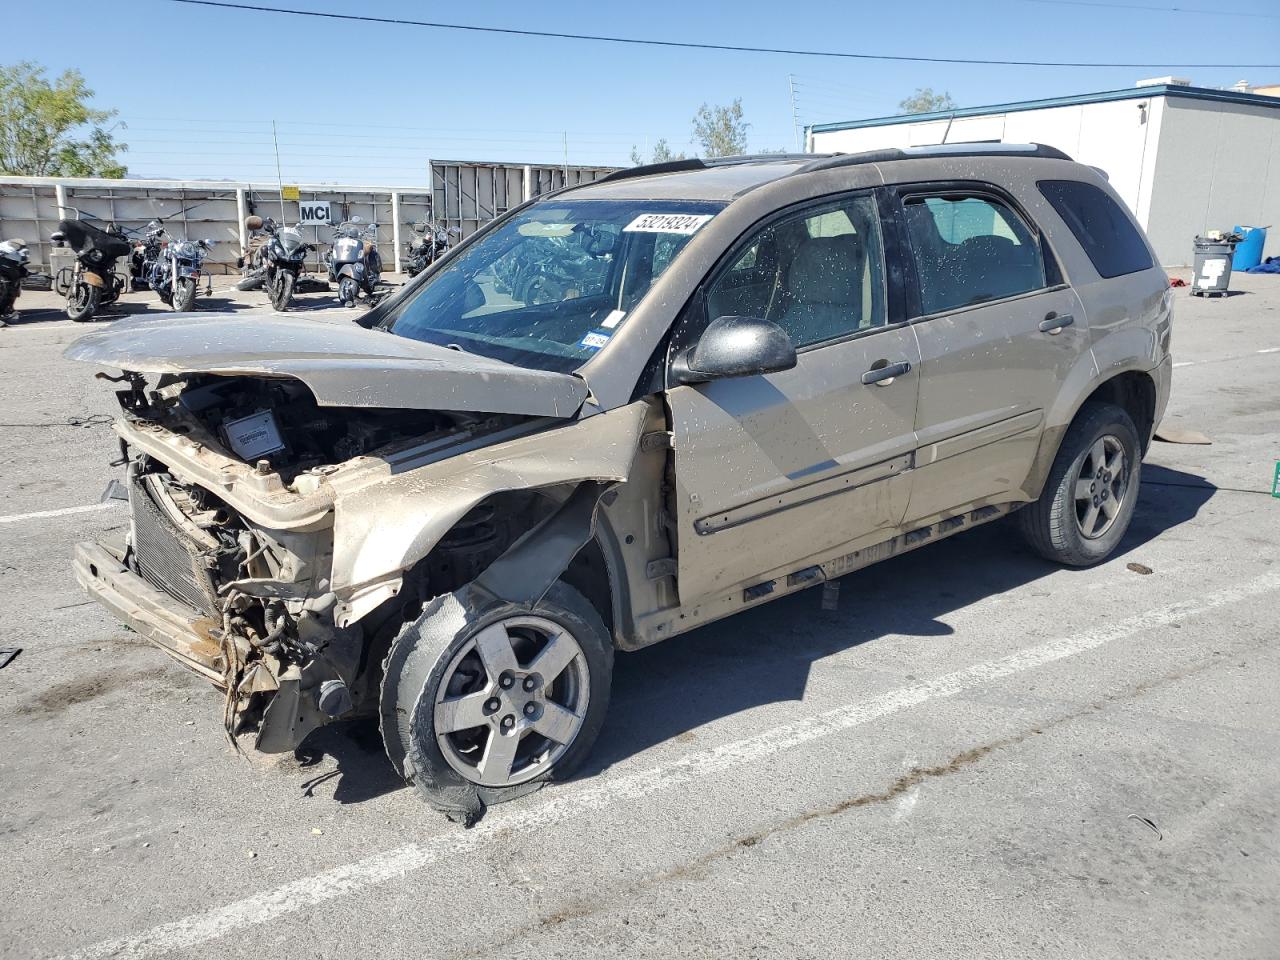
[1145,98,1280,265]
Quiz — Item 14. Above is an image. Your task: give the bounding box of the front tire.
[338,276,358,307]
[1018,401,1141,567]
[67,281,99,321]
[269,270,295,311]
[380,581,613,821]
[172,276,197,312]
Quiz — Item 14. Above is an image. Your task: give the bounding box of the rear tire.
[172,277,197,312]
[380,581,613,822]
[67,281,98,322]
[269,270,295,311]
[1018,401,1141,567]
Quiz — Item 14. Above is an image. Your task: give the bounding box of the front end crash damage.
[67,318,649,753]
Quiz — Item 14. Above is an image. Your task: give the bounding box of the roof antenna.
[941,111,956,144]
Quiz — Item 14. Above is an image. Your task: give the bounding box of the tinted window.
[904,195,1046,314]
[1038,179,1153,279]
[704,195,886,349]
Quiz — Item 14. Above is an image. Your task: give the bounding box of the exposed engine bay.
[159,374,484,476]
[111,373,536,750]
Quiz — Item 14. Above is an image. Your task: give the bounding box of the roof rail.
[797,142,1072,175]
[593,158,708,184]
[591,153,818,186]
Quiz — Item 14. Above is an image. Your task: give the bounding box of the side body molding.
[328,402,651,626]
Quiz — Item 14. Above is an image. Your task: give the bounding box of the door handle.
[1039,312,1074,334]
[861,359,912,386]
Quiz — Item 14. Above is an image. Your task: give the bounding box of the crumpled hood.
[63,312,590,418]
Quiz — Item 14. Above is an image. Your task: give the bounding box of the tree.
[692,99,749,158]
[629,138,686,166]
[898,87,958,115]
[0,62,127,177]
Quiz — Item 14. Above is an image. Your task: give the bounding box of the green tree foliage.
[898,88,958,114]
[629,138,687,166]
[0,62,127,177]
[692,99,749,158]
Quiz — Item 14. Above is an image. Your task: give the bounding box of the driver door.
[666,193,921,602]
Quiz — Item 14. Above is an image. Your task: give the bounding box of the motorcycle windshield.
[279,227,306,255]
[383,199,724,373]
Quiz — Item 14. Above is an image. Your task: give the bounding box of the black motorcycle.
[236,216,312,311]
[52,218,132,322]
[129,219,212,312]
[0,237,30,322]
[404,219,459,278]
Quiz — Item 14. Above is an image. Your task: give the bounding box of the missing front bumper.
[74,540,226,684]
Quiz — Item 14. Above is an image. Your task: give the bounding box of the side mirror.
[671,315,797,384]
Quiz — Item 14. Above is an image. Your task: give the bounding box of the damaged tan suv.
[69,144,1172,820]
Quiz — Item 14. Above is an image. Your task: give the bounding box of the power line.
[1016,0,1280,20]
[161,0,1280,69]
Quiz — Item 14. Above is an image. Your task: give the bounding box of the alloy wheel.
[1073,434,1129,539]
[433,615,589,788]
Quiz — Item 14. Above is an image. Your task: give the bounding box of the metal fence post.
[391,190,402,274]
[235,187,249,260]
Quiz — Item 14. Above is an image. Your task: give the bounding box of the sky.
[10,0,1280,185]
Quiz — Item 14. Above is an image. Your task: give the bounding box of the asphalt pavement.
[1,271,1277,960]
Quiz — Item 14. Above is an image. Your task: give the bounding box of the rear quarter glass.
[1037,179,1154,279]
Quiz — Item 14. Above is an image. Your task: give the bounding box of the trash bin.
[1231,225,1267,271]
[1192,236,1236,297]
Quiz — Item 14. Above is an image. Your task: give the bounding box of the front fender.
[329,401,650,626]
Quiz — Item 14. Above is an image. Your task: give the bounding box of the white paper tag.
[601,309,627,329]
[623,213,713,235]
[222,410,285,460]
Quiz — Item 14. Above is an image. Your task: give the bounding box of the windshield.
[383,199,725,373]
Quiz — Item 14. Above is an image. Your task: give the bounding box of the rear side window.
[1038,179,1153,279]
[903,195,1046,314]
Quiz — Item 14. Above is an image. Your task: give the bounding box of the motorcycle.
[0,237,30,322]
[52,216,132,322]
[403,219,459,278]
[131,220,213,311]
[323,217,381,306]
[236,216,312,311]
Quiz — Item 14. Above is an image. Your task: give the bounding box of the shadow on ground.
[301,463,1216,805]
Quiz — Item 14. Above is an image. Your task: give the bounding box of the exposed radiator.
[130,477,221,618]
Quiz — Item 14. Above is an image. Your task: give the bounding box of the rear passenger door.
[896,186,1089,523]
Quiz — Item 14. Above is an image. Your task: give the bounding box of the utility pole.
[788,74,803,152]
[562,131,570,183]
[272,120,287,221]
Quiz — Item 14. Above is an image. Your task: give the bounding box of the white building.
[808,81,1280,266]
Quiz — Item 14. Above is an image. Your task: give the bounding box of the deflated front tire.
[379,581,613,823]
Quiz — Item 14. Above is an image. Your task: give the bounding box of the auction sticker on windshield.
[624,213,713,235]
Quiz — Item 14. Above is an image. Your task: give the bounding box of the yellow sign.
[281,185,300,201]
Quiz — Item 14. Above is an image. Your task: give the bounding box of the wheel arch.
[1026,365,1158,501]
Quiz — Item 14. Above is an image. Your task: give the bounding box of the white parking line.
[58,568,1280,960]
[0,503,119,525]
[1174,347,1280,369]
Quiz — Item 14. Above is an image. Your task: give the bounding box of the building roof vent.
[1136,76,1191,87]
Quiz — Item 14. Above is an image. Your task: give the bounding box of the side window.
[903,194,1047,315]
[704,195,886,349]
[1038,179,1153,279]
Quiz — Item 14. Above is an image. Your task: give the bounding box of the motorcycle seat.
[57,219,132,260]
